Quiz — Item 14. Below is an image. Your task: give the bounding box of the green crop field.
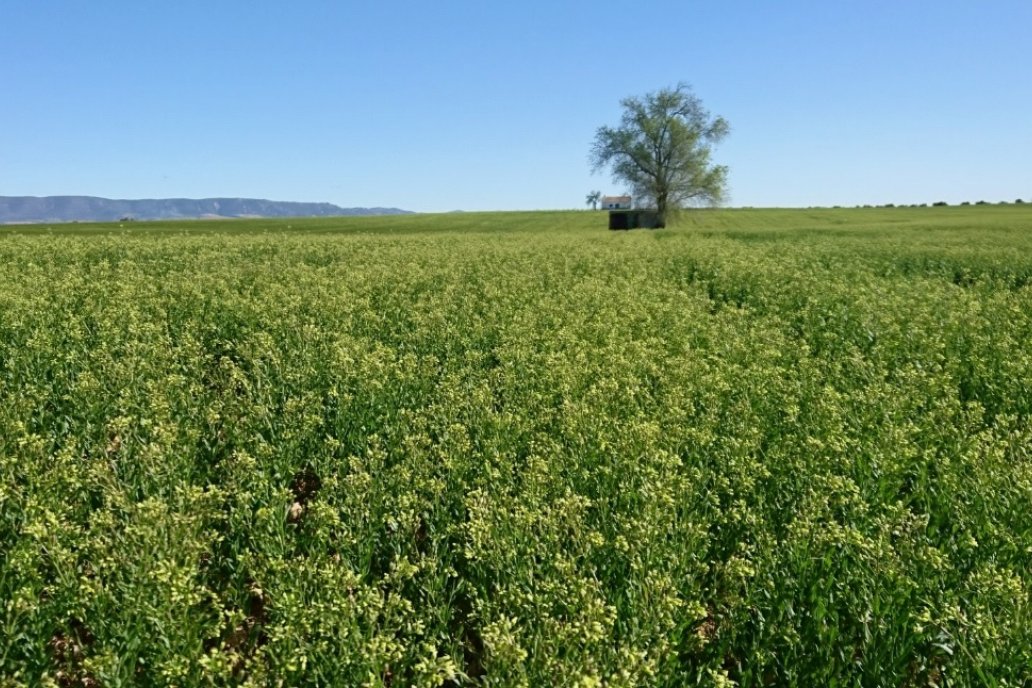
[1,206,1030,686]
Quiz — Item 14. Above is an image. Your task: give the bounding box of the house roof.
[601,195,632,203]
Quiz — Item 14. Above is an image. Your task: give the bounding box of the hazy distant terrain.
[0,196,413,223]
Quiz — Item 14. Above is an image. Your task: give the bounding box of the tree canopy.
[590,83,729,227]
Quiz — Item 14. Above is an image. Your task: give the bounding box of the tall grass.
[1,206,1030,686]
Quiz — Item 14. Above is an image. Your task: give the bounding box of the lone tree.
[585,190,601,210]
[590,83,729,227]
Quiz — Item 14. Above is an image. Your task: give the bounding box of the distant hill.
[0,196,413,223]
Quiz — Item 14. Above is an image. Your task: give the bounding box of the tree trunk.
[656,194,668,228]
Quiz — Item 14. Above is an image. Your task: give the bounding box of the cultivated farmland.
[1,207,1030,686]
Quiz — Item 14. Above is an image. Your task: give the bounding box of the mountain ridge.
[0,196,413,223]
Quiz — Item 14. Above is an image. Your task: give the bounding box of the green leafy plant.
[1,207,1030,686]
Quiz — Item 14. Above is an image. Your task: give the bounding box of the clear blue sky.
[3,1,1030,212]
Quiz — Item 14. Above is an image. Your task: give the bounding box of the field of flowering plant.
[1,207,1030,686]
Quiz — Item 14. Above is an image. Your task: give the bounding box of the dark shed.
[608,209,663,230]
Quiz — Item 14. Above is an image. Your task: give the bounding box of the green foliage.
[1,206,1031,686]
[590,83,729,226]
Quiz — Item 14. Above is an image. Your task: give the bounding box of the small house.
[600,195,632,210]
